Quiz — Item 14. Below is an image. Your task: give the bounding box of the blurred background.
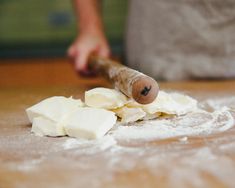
[0,0,128,58]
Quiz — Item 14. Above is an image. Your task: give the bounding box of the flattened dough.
[26,96,84,137]
[26,89,199,139]
[113,107,146,123]
[143,91,198,115]
[85,87,127,109]
[26,96,84,123]
[64,107,117,139]
[31,116,66,137]
[126,91,198,116]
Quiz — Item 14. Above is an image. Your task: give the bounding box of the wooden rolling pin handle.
[88,56,159,104]
[132,75,159,104]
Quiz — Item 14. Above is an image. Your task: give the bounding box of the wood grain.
[0,58,235,188]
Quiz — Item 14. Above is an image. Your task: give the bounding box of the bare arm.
[68,0,110,74]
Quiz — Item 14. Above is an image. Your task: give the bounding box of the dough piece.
[142,91,198,115]
[125,99,142,108]
[64,107,117,139]
[26,96,84,123]
[125,100,161,120]
[31,116,66,137]
[143,112,161,120]
[114,107,146,123]
[85,87,127,109]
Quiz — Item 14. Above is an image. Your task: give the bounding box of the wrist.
[79,16,104,33]
[79,22,105,38]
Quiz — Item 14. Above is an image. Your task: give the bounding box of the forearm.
[69,0,110,73]
[74,0,104,34]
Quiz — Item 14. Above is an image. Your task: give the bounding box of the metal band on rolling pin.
[88,56,159,104]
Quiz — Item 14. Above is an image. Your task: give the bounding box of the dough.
[31,116,66,137]
[125,100,162,120]
[143,112,161,120]
[26,89,198,139]
[26,96,84,123]
[142,91,197,115]
[64,107,117,139]
[26,96,84,137]
[127,91,197,115]
[85,87,127,109]
[113,107,146,123]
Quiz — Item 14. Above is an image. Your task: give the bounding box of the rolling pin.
[88,56,159,104]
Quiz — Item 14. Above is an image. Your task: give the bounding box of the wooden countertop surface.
[0,58,235,188]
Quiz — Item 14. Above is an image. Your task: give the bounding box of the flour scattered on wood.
[109,107,234,142]
[202,96,235,111]
[58,96,235,187]
[61,107,234,148]
[58,94,235,150]
[4,96,235,188]
[26,89,199,139]
[63,135,117,151]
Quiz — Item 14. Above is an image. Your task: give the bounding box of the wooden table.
[0,58,235,188]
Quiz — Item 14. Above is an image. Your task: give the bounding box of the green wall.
[0,0,128,57]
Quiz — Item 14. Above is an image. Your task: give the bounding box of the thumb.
[97,45,110,58]
[75,49,90,71]
[67,45,77,58]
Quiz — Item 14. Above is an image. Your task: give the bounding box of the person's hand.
[67,31,110,76]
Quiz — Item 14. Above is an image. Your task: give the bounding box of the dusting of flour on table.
[58,94,235,145]
[57,96,235,187]
[26,89,200,139]
[61,98,235,144]
[3,95,235,188]
[26,89,235,142]
[109,107,234,141]
[63,135,117,151]
[203,96,235,111]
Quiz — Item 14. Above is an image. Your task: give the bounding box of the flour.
[179,136,188,142]
[2,95,235,188]
[61,97,235,143]
[3,97,234,188]
[165,147,235,187]
[63,135,117,151]
[4,157,45,173]
[203,96,235,111]
[58,101,235,164]
[109,107,234,142]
